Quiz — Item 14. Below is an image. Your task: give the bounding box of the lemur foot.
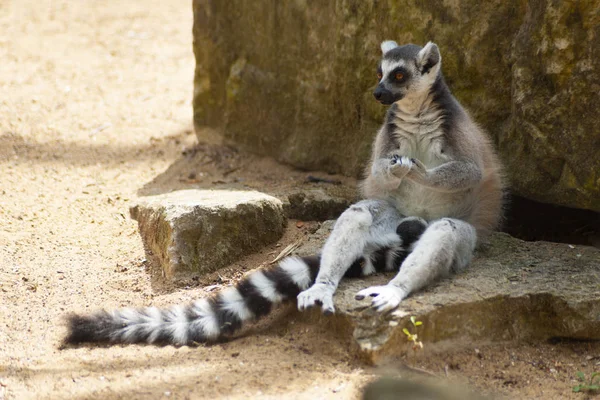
[297,283,335,315]
[355,285,407,312]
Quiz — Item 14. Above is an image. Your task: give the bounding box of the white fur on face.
[380,59,404,83]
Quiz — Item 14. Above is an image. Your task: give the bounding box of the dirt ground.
[1,1,599,399]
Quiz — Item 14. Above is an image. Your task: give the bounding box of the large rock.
[129,189,285,279]
[296,223,600,364]
[192,0,600,212]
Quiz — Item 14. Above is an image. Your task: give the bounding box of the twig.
[270,239,303,264]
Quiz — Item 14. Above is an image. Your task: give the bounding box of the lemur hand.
[388,155,414,179]
[390,155,429,181]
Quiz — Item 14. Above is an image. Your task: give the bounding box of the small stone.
[130,189,285,280]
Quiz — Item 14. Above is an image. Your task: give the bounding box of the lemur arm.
[404,158,482,192]
[361,126,404,197]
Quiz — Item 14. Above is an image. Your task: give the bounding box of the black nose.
[373,89,383,100]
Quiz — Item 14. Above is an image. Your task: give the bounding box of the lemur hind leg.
[297,199,403,315]
[356,218,477,312]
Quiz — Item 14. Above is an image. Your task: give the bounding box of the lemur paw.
[297,283,336,315]
[355,285,407,312]
[388,155,414,179]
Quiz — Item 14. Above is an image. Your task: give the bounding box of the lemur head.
[373,41,442,105]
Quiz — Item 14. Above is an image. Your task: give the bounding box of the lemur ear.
[417,42,441,74]
[380,40,399,54]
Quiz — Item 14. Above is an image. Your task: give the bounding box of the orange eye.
[395,72,404,80]
[377,72,383,80]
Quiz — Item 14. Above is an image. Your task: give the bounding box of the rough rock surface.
[283,188,352,221]
[193,0,600,212]
[296,222,600,364]
[129,189,285,279]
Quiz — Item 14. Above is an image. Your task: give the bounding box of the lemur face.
[373,41,441,106]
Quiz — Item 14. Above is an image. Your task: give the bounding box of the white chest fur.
[391,106,447,168]
[387,106,470,220]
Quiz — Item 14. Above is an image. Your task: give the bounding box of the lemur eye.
[395,72,404,81]
[377,72,383,80]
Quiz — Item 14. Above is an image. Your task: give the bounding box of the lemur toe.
[297,284,335,314]
[356,285,406,312]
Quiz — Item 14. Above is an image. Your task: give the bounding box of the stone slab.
[130,189,285,279]
[296,223,600,363]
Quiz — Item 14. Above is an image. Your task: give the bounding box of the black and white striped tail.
[63,256,321,346]
[63,217,426,347]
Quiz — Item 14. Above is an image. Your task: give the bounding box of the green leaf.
[587,385,600,391]
[415,321,423,326]
[576,371,585,381]
[590,372,600,383]
[573,385,581,393]
[410,316,416,325]
[403,328,410,336]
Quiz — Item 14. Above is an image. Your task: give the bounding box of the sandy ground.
[1,1,599,399]
[0,1,367,398]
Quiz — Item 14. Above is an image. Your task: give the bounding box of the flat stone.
[296,223,600,364]
[130,189,285,280]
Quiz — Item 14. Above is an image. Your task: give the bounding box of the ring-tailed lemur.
[63,40,503,347]
[297,41,503,314]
